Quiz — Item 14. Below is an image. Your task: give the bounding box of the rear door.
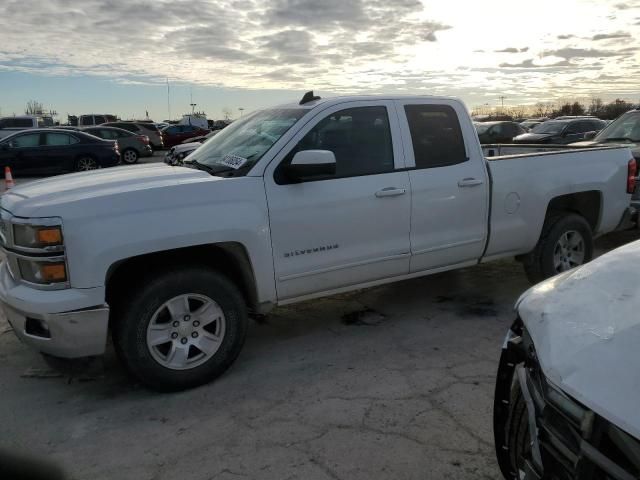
[264,101,412,300]
[40,132,80,172]
[395,100,489,272]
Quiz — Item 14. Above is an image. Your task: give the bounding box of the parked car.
[102,122,164,150]
[513,118,607,144]
[181,130,219,144]
[520,120,542,131]
[494,240,640,480]
[572,109,640,214]
[475,121,526,144]
[160,124,209,148]
[78,114,118,128]
[0,129,120,174]
[164,142,201,165]
[0,115,55,140]
[83,126,153,164]
[0,93,633,391]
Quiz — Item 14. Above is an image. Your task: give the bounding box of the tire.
[75,156,98,171]
[505,382,530,476]
[112,267,248,392]
[121,148,139,164]
[523,213,593,284]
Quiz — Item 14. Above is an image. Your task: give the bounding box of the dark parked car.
[475,121,526,144]
[0,129,120,174]
[83,126,153,164]
[102,122,164,149]
[160,124,209,148]
[513,118,606,145]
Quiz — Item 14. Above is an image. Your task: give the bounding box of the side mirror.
[285,150,336,181]
[583,131,597,140]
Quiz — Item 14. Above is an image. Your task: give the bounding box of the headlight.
[13,224,63,249]
[18,258,67,284]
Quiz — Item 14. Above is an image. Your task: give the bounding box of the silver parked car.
[83,126,153,164]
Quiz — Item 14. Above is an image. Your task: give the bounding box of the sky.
[0,0,639,121]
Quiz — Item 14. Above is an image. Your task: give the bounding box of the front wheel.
[121,148,139,164]
[523,213,593,283]
[112,268,248,391]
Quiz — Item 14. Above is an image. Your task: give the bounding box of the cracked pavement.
[1,230,638,480]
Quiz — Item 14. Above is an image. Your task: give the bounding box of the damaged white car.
[494,240,640,479]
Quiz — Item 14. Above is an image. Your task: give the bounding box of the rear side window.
[45,133,78,146]
[404,105,467,169]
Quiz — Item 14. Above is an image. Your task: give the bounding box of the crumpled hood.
[518,241,640,440]
[1,163,213,217]
[513,133,554,143]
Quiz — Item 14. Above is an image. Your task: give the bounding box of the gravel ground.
[0,258,530,480]
[0,157,638,479]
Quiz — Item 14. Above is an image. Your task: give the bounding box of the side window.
[11,134,40,148]
[45,133,78,146]
[565,122,580,134]
[279,106,394,181]
[80,115,92,125]
[116,130,131,138]
[6,118,33,128]
[404,104,467,169]
[94,115,106,125]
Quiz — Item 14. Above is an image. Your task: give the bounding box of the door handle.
[375,187,407,198]
[457,178,484,188]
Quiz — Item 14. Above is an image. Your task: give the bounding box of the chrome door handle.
[458,178,484,188]
[375,187,407,198]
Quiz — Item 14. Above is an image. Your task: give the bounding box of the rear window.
[404,104,467,169]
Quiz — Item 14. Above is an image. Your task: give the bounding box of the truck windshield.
[531,121,565,134]
[594,112,640,142]
[187,108,307,175]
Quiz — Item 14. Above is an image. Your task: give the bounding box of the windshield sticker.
[218,154,248,169]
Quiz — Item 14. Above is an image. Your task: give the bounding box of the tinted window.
[94,115,106,125]
[3,118,33,128]
[138,123,158,133]
[11,134,40,148]
[404,105,466,168]
[45,133,77,146]
[282,106,394,180]
[80,115,92,125]
[105,115,117,123]
[120,124,139,133]
[84,129,103,138]
[165,126,179,135]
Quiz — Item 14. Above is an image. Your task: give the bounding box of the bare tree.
[221,107,233,121]
[25,100,44,115]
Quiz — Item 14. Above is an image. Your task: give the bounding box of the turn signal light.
[41,263,67,282]
[37,228,63,245]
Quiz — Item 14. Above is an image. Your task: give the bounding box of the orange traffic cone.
[4,167,15,190]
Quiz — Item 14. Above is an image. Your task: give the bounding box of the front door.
[1,132,43,173]
[264,101,412,300]
[395,100,490,272]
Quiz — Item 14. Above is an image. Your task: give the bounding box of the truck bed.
[482,145,633,261]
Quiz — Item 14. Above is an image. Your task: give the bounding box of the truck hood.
[1,163,212,217]
[518,241,640,439]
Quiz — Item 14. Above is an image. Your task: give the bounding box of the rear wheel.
[112,267,248,392]
[75,156,98,171]
[121,148,139,164]
[523,213,593,283]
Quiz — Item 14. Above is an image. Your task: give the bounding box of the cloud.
[542,47,625,59]
[557,34,575,39]
[495,47,529,53]
[499,59,573,68]
[592,31,631,40]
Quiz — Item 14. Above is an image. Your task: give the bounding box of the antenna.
[300,91,321,105]
[167,78,171,120]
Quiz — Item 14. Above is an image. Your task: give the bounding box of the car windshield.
[475,123,492,134]
[531,121,565,134]
[187,108,307,175]
[594,111,640,142]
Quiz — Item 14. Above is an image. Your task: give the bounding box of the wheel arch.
[105,242,259,315]
[545,190,601,233]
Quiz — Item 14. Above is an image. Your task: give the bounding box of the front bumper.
[2,301,109,358]
[0,262,109,358]
[494,319,640,480]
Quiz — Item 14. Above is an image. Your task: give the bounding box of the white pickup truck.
[0,115,55,140]
[0,93,635,391]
